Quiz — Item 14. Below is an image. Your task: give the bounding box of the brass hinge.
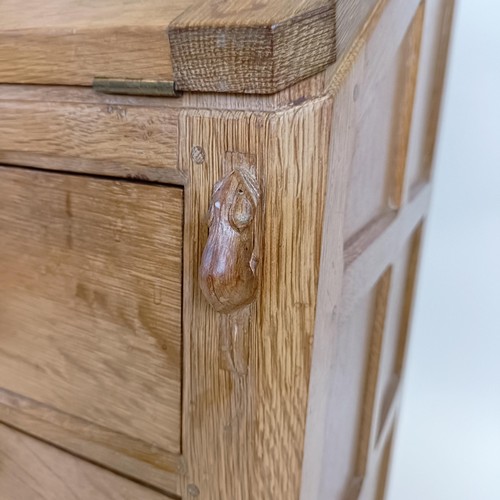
[92,77,181,97]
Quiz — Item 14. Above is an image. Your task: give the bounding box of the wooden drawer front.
[0,423,174,500]
[0,88,182,184]
[0,167,183,489]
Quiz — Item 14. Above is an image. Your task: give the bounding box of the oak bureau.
[0,0,454,498]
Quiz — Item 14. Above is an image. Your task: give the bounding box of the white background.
[387,1,500,498]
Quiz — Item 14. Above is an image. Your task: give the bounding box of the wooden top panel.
[0,0,190,86]
[0,0,378,93]
[168,0,336,93]
[0,0,188,29]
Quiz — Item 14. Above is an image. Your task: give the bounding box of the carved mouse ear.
[233,167,260,207]
[230,188,255,231]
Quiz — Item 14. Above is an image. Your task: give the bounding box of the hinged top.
[0,0,187,88]
[0,0,377,94]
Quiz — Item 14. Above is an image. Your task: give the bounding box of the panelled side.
[301,0,454,498]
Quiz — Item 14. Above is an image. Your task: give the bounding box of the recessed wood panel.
[357,426,395,500]
[375,429,395,500]
[405,0,456,192]
[0,0,384,94]
[376,225,423,438]
[356,269,392,479]
[343,4,424,242]
[0,167,183,475]
[322,269,391,500]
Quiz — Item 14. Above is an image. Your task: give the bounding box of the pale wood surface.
[336,0,379,55]
[0,423,174,500]
[404,0,456,192]
[0,0,383,94]
[169,0,335,93]
[0,93,183,184]
[0,0,454,497]
[340,0,424,242]
[169,0,380,93]
[0,0,189,29]
[0,167,183,491]
[0,81,335,182]
[0,0,190,85]
[179,98,333,498]
[300,0,455,499]
[0,389,182,495]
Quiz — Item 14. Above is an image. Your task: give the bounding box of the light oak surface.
[0,167,184,492]
[0,0,190,86]
[301,1,455,499]
[0,93,183,184]
[169,0,336,93]
[0,423,174,500]
[179,96,333,499]
[0,0,384,94]
[0,0,454,498]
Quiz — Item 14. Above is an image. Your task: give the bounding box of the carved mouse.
[199,167,260,314]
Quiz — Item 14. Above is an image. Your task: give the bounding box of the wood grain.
[0,95,183,184]
[405,0,456,192]
[0,167,183,485]
[168,0,388,94]
[374,226,422,443]
[172,0,454,497]
[0,389,182,495]
[0,81,341,181]
[356,269,392,479]
[0,0,386,94]
[300,0,454,498]
[0,0,191,85]
[199,156,262,376]
[340,0,424,242]
[0,0,451,187]
[179,98,333,498]
[390,3,425,208]
[335,0,379,56]
[0,0,455,496]
[0,423,174,500]
[169,0,336,94]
